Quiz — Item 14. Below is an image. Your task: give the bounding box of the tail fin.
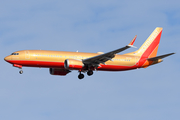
[135,27,163,58]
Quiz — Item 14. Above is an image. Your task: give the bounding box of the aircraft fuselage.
[4,50,141,71]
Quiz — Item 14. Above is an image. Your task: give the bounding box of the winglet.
[128,35,137,48]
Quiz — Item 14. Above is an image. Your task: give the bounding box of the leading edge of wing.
[83,35,137,65]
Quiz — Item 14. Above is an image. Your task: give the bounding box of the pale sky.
[0,0,179,120]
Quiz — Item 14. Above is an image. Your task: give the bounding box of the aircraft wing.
[83,35,137,66]
[147,53,175,61]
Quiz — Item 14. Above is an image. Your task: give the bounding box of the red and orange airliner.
[4,27,174,79]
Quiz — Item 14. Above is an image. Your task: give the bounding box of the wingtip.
[169,52,175,55]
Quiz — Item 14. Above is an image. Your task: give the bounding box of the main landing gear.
[87,70,93,76]
[78,70,94,79]
[78,73,84,79]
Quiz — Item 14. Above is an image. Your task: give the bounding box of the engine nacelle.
[49,68,71,76]
[64,59,84,70]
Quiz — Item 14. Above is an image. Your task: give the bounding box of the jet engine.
[49,68,71,76]
[64,59,84,70]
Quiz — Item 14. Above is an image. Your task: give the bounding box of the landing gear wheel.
[87,70,93,76]
[78,74,84,79]
[19,70,23,74]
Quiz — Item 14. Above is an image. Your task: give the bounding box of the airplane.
[4,27,175,79]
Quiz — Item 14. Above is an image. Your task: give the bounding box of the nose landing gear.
[19,70,23,74]
[13,64,23,74]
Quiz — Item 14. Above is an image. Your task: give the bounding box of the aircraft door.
[25,51,30,59]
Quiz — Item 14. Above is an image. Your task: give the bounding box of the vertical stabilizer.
[135,27,163,58]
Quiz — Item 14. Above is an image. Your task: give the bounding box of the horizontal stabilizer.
[147,53,175,61]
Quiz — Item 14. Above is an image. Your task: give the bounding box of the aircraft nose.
[4,56,11,61]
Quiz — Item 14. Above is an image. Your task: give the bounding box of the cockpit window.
[11,53,19,55]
